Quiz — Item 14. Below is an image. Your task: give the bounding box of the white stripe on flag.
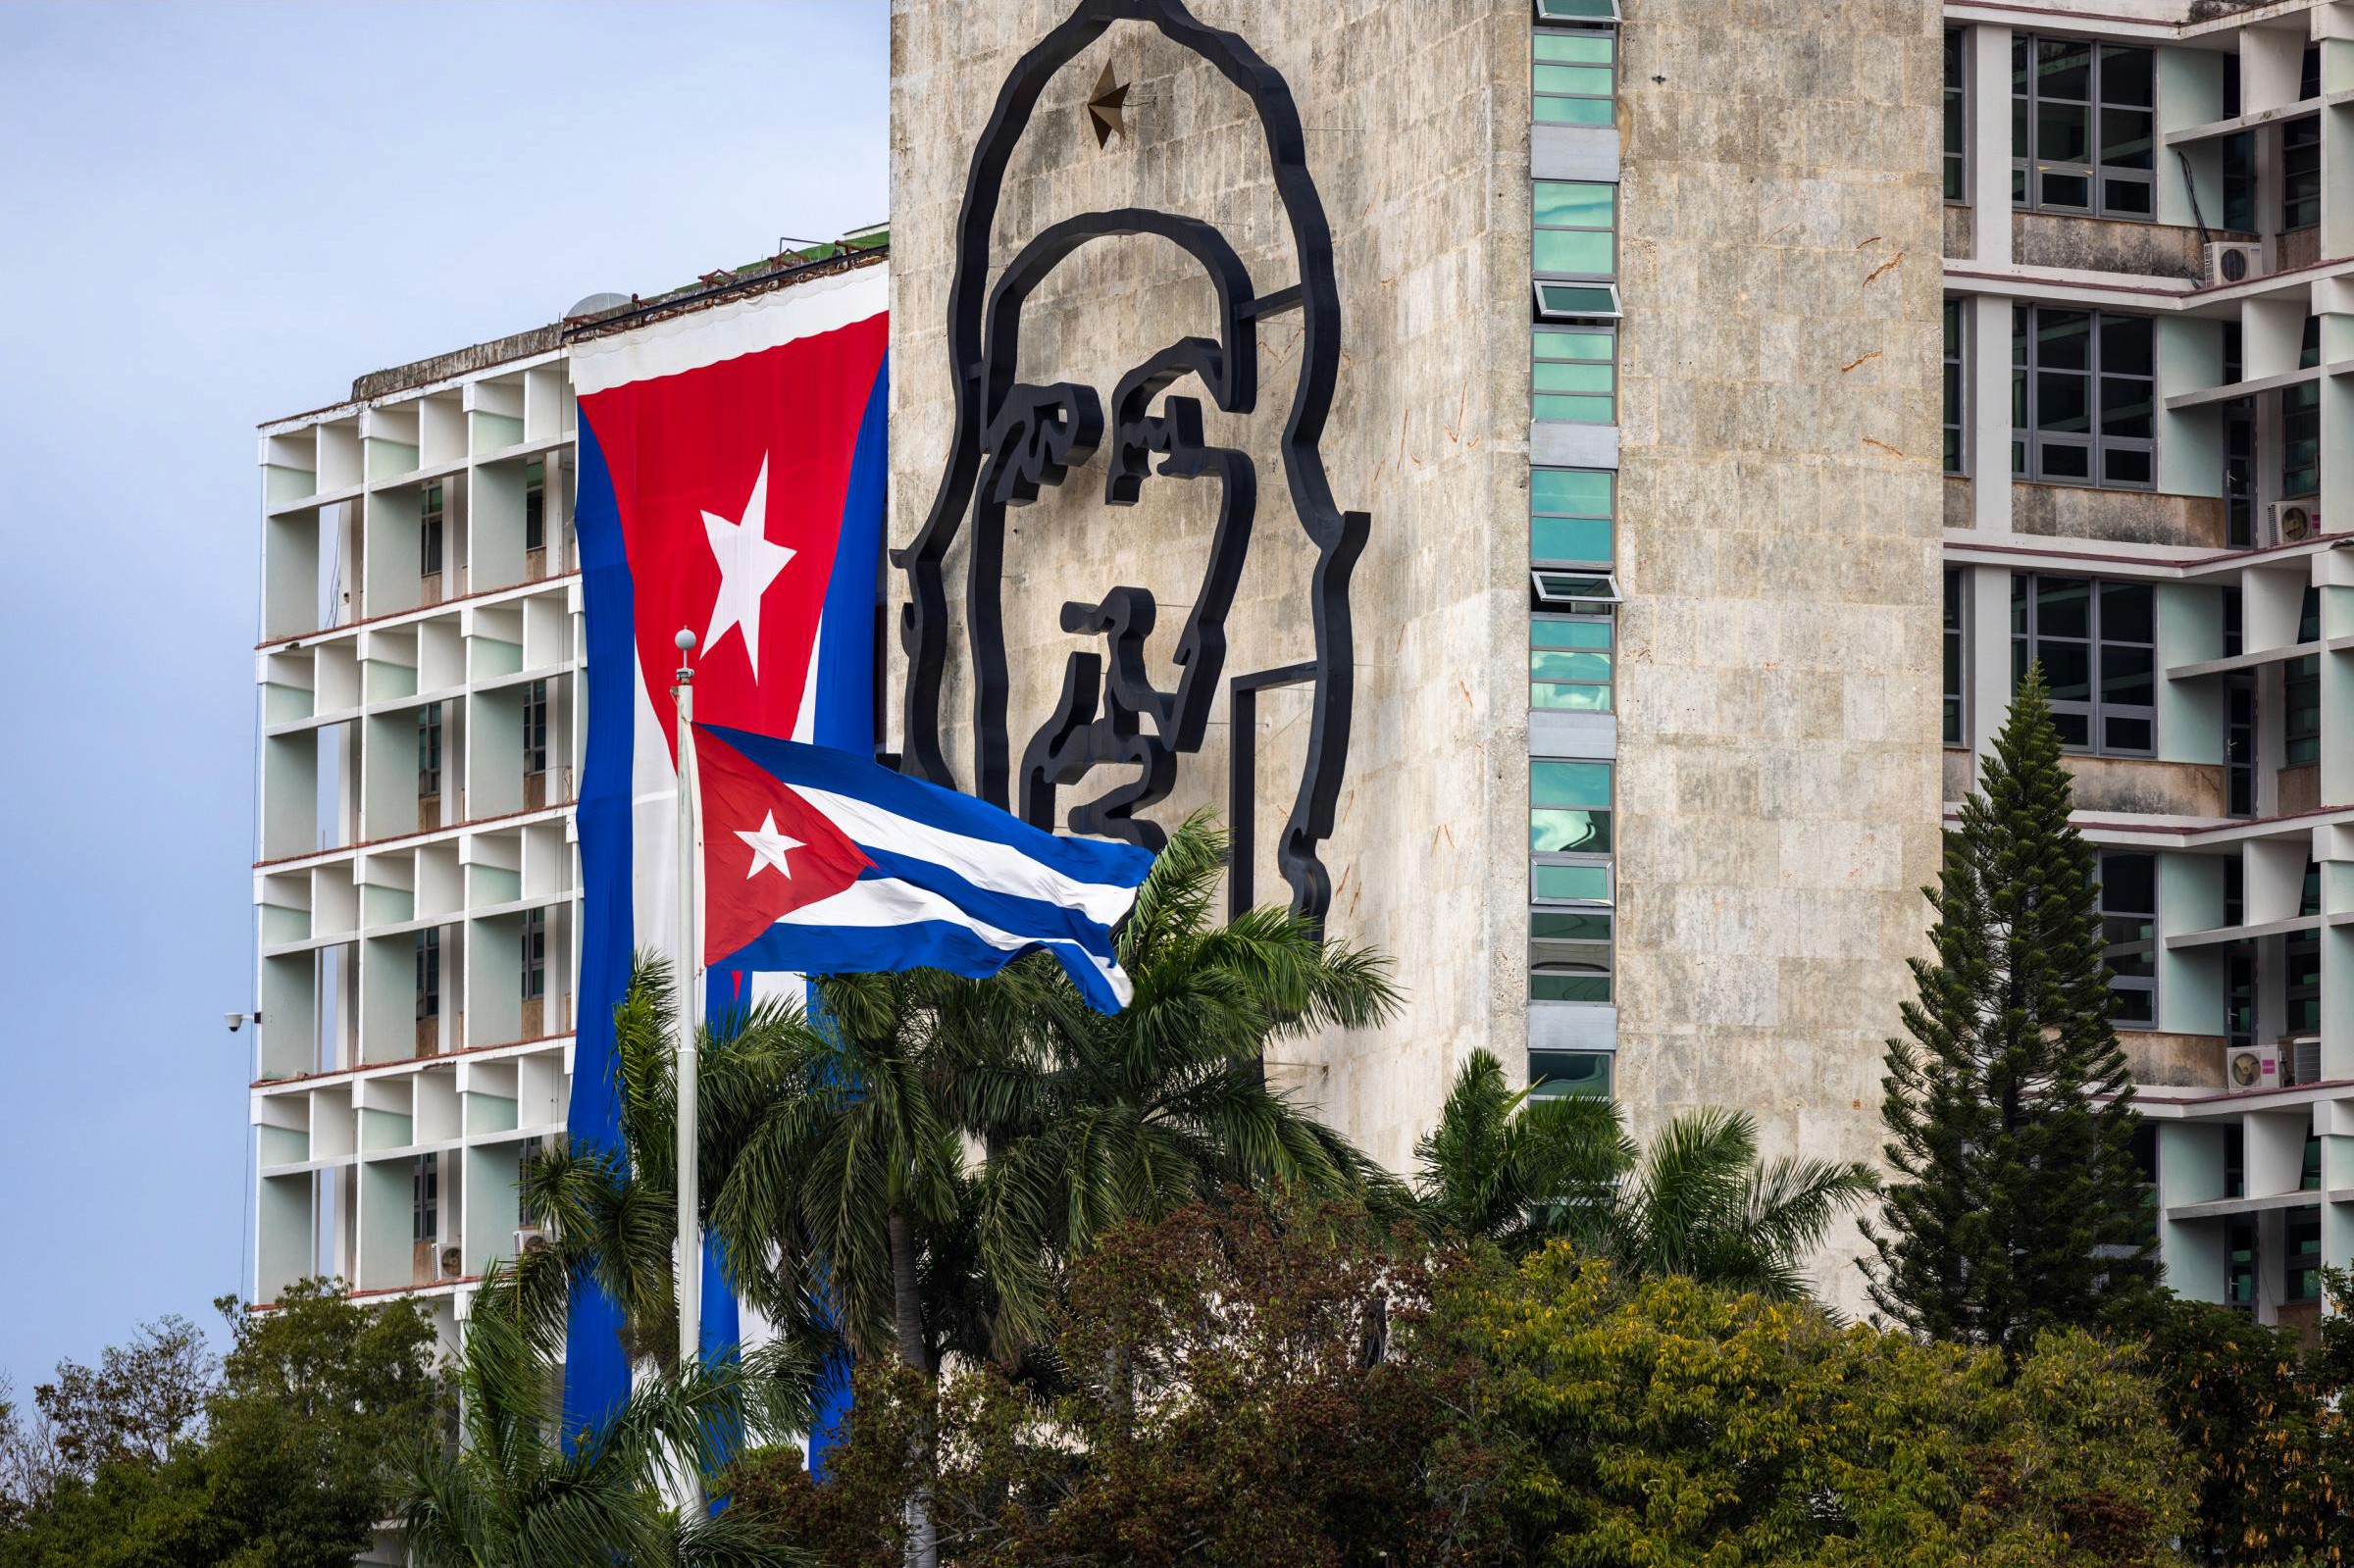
[794,785,1143,928]
[778,877,1131,1006]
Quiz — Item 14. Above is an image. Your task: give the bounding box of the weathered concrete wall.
[2014,481,2229,549]
[886,0,1531,1168]
[2012,212,2207,280]
[2068,755,2228,817]
[1611,0,1946,1312]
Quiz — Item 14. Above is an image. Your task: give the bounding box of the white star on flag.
[736,811,807,882]
[701,453,795,679]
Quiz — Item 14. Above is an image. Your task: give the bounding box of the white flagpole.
[671,631,703,1405]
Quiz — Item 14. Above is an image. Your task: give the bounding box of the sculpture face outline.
[896,0,1366,922]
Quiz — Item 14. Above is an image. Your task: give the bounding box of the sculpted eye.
[982,381,1103,507]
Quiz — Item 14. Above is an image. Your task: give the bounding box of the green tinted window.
[1527,1051,1612,1096]
[1532,329,1615,424]
[1532,760,1612,852]
[1533,180,1616,280]
[1534,863,1609,901]
[1532,615,1612,712]
[1532,468,1611,566]
[1533,760,1611,807]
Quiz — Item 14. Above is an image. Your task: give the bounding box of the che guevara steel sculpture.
[896,0,1365,922]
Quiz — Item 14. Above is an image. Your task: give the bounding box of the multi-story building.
[249,329,583,1340]
[1938,0,2354,1331]
[243,238,887,1354]
[242,0,2351,1357]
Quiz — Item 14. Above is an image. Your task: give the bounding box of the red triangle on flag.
[696,728,871,966]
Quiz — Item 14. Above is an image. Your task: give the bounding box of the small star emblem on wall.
[1087,62,1130,147]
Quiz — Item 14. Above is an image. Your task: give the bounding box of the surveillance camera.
[226,1012,245,1033]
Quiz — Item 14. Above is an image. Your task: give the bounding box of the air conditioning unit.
[2270,500,2320,546]
[2206,241,2265,286]
[2286,1036,2324,1087]
[2227,1045,2281,1091]
[513,1226,554,1258]
[435,1242,466,1282]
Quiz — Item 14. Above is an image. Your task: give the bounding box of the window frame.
[420,482,446,578]
[2011,305,2156,490]
[522,906,547,1003]
[1531,612,1613,714]
[525,459,546,554]
[417,702,442,796]
[1527,1049,1612,1099]
[1529,762,1613,1007]
[1944,27,1969,202]
[2096,849,2158,1027]
[1943,297,1967,475]
[1533,25,1615,127]
[1531,324,1616,425]
[1943,569,1967,745]
[2010,573,2158,757]
[2283,112,2322,230]
[2010,34,2157,222]
[522,679,549,777]
[415,928,440,1023]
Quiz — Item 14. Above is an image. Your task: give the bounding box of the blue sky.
[0,0,888,1392]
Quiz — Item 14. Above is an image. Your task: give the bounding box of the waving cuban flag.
[695,725,1153,1013]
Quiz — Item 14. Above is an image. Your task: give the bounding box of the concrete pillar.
[1968,562,2012,762]
[1967,295,2012,531]
[1967,25,2012,266]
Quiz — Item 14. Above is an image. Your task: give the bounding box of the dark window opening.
[2097,850,2158,1025]
[1944,569,1967,744]
[1944,29,1968,200]
[2011,574,2156,754]
[2011,36,2155,220]
[1943,298,1966,474]
[2012,306,2154,488]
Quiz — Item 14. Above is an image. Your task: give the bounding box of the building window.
[1943,570,1966,745]
[1532,759,1612,854]
[2011,36,2155,220]
[2010,575,2156,754]
[2226,1212,2256,1308]
[1533,25,1613,126]
[1530,467,1612,568]
[1532,326,1615,424]
[2226,673,2255,817]
[2222,129,2256,232]
[1943,298,1966,474]
[2284,322,2321,498]
[2286,657,2320,765]
[1534,0,1619,20]
[2288,1206,2322,1302]
[1944,28,1968,200]
[413,1152,438,1242]
[2283,114,2322,230]
[415,929,440,1023]
[1528,1049,1611,1098]
[1532,179,1618,318]
[420,483,445,578]
[1530,760,1612,1008]
[417,703,441,798]
[522,907,546,1003]
[525,459,546,554]
[2096,851,2157,1026]
[2011,306,2154,488]
[523,680,549,778]
[1532,616,1612,712]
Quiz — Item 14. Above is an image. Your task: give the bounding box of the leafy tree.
[28,1316,213,1482]
[1868,667,2162,1354]
[394,1264,809,1568]
[0,1284,438,1568]
[1440,1244,2192,1566]
[1413,1048,1874,1298]
[2134,1275,2354,1565]
[726,1194,1507,1568]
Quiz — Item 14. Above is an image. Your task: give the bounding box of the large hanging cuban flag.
[566,264,888,1438]
[693,725,1153,1013]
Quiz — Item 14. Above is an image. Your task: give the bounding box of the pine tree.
[1868,664,2160,1355]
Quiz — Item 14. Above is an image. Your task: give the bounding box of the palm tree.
[1414,1049,1876,1300]
[394,1264,809,1568]
[511,955,833,1374]
[961,814,1407,1353]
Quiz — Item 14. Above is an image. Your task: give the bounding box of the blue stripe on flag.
[562,411,637,1442]
[724,912,1129,1014]
[852,844,1119,960]
[812,354,889,756]
[700,724,1153,888]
